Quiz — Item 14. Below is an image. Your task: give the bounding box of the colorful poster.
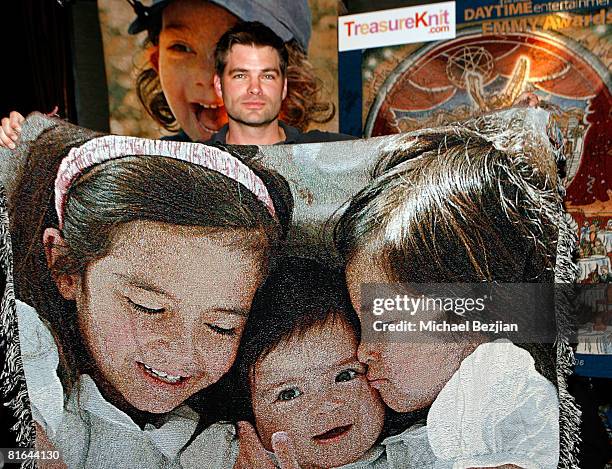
[343,1,611,289]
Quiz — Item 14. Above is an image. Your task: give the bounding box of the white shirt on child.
[16,300,238,469]
[336,340,559,469]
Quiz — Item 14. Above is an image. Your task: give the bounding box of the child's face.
[250,319,385,469]
[346,253,470,413]
[155,0,237,141]
[68,220,264,414]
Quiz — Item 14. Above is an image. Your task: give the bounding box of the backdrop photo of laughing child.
[128,0,335,142]
[8,116,292,468]
[335,128,563,468]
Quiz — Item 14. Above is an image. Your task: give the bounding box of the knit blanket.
[0,108,580,468]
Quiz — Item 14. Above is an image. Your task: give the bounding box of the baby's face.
[250,318,385,469]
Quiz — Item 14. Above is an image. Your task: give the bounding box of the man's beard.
[226,100,281,128]
[227,111,280,128]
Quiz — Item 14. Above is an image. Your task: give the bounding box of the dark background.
[0,0,108,131]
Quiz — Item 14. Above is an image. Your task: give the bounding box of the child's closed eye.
[277,387,302,402]
[206,323,237,336]
[126,297,165,315]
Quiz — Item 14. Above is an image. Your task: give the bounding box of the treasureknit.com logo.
[338,2,456,51]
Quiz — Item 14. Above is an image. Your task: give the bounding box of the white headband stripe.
[54,136,276,228]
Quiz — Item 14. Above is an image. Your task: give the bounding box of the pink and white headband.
[54,136,276,228]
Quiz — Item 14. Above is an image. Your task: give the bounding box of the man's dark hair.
[214,21,289,77]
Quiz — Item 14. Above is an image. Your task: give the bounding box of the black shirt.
[205,121,357,145]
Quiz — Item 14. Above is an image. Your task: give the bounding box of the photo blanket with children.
[0,107,579,468]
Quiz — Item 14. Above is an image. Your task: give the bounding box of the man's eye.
[233,73,245,79]
[206,324,237,336]
[335,369,360,383]
[127,298,164,315]
[263,74,276,80]
[277,387,302,402]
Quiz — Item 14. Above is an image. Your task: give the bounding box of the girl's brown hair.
[334,129,559,283]
[9,118,292,394]
[334,127,562,385]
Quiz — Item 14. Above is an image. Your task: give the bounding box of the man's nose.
[248,77,262,95]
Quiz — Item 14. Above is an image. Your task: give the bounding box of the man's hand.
[234,421,300,469]
[0,111,25,149]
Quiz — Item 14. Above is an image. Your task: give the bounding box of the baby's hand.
[271,432,300,469]
[0,111,25,149]
[234,421,300,469]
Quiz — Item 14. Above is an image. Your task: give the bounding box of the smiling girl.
[10,117,291,467]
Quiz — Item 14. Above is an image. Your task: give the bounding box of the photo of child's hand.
[235,421,301,469]
[271,431,300,469]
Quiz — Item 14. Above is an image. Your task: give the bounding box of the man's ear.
[282,77,287,101]
[43,228,79,300]
[214,74,223,100]
[148,45,160,73]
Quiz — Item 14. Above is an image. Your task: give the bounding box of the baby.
[233,257,386,469]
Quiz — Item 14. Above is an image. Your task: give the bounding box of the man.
[209,21,355,145]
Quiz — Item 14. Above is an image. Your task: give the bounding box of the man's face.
[214,44,287,128]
